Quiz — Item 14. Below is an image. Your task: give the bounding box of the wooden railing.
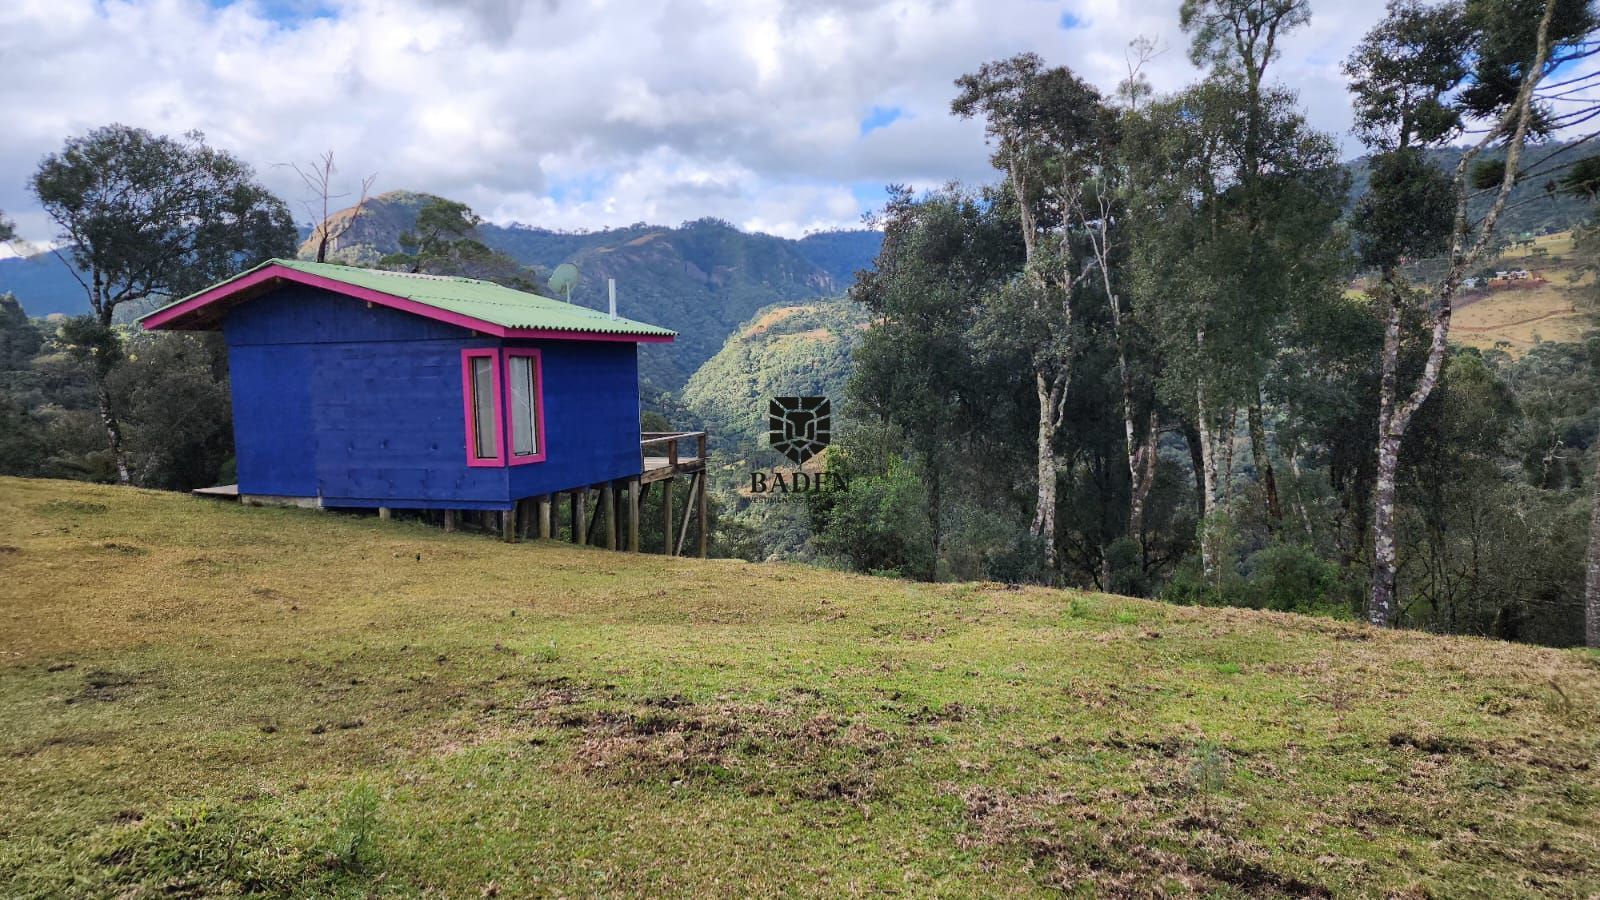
[640,431,707,468]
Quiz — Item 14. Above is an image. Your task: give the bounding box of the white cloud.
[1,0,1404,244]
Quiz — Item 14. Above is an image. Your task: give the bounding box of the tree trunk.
[93,295,130,486]
[1031,371,1061,572]
[1369,295,1403,627]
[1127,411,1158,541]
[1195,384,1219,579]
[1368,0,1557,627]
[926,454,944,582]
[1287,446,1316,543]
[1585,442,1600,647]
[1183,418,1207,519]
[98,383,130,485]
[1219,406,1238,505]
[1247,398,1281,525]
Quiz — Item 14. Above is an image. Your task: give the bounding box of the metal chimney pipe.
[608,278,617,319]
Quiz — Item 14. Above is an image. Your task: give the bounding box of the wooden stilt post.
[698,471,709,559]
[602,482,617,550]
[676,473,698,557]
[517,499,531,539]
[501,507,517,542]
[574,489,588,546]
[628,478,641,552]
[662,477,675,556]
[537,495,551,539]
[443,509,456,533]
[586,490,601,545]
[378,506,391,521]
[613,481,625,547]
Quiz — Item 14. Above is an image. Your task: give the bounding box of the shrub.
[327,782,381,872]
[1242,543,1342,614]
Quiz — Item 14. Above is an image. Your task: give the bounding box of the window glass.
[471,356,495,458]
[509,355,537,456]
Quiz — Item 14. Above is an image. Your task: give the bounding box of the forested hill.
[1345,138,1597,236]
[295,190,883,390]
[0,190,882,391]
[681,295,870,454]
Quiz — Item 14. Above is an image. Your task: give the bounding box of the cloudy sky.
[1,0,1393,248]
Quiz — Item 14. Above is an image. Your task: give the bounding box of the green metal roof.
[140,258,676,339]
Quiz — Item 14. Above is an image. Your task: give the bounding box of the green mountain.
[681,296,869,454]
[1344,138,1598,237]
[296,191,882,391]
[0,253,84,318]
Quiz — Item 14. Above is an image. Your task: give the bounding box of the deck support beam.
[573,489,588,547]
[378,506,391,521]
[501,507,517,543]
[662,477,675,556]
[612,480,626,549]
[676,473,698,557]
[628,478,641,552]
[601,482,617,550]
[443,509,456,533]
[698,471,709,558]
[537,495,551,539]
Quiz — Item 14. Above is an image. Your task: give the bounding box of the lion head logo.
[768,396,831,464]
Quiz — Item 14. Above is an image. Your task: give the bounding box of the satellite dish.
[548,263,579,303]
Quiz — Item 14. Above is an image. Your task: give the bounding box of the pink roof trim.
[140,263,675,343]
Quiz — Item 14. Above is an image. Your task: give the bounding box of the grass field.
[2,478,1599,897]
[1454,231,1593,357]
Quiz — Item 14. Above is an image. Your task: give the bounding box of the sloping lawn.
[1,477,1597,897]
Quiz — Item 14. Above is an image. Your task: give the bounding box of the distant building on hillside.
[1491,269,1535,283]
[141,259,709,553]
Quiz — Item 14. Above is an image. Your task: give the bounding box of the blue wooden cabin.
[140,259,686,532]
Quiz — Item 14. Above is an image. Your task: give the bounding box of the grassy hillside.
[2,478,1598,897]
[1452,230,1595,357]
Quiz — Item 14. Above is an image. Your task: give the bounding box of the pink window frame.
[503,348,548,466]
[461,348,505,467]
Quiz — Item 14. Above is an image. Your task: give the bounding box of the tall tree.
[1124,74,1345,580]
[1072,43,1166,558]
[848,185,1022,577]
[0,211,15,244]
[1181,0,1315,528]
[952,54,1113,572]
[287,150,376,264]
[31,125,295,483]
[1348,0,1598,626]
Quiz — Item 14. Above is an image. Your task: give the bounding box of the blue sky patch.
[859,105,904,136]
[207,0,337,27]
[548,174,612,205]
[1059,10,1084,29]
